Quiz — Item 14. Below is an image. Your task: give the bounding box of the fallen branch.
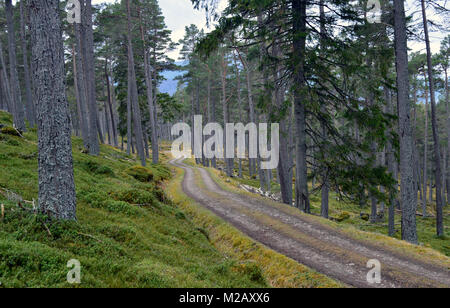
[13,126,24,138]
[43,223,53,237]
[78,232,103,243]
[1,204,4,220]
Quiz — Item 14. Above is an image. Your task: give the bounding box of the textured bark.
[104,58,118,147]
[29,0,77,220]
[385,87,396,236]
[81,0,100,155]
[126,0,146,166]
[126,60,132,155]
[421,0,444,236]
[5,0,26,131]
[394,0,418,244]
[446,66,450,204]
[221,52,232,177]
[422,70,429,216]
[233,52,243,178]
[0,42,13,114]
[0,73,5,111]
[138,8,159,164]
[292,0,310,213]
[72,45,82,137]
[319,0,328,217]
[73,24,90,149]
[19,0,35,127]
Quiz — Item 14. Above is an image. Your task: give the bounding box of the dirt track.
[170,158,450,288]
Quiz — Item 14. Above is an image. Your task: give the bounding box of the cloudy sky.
[96,0,445,60]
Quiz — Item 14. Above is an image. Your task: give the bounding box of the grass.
[163,161,343,288]
[193,159,450,266]
[0,111,270,288]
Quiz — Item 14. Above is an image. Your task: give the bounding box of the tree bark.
[81,0,100,155]
[19,0,35,127]
[126,0,146,166]
[0,42,14,114]
[292,0,310,213]
[422,70,429,216]
[73,24,90,149]
[104,58,118,147]
[29,0,77,220]
[221,51,232,177]
[394,0,418,244]
[446,65,450,204]
[5,0,26,131]
[421,0,444,236]
[139,7,159,164]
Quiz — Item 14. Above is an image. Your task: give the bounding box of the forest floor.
[0,111,268,288]
[0,110,339,288]
[169,157,450,288]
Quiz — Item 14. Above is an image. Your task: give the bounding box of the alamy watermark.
[366,259,381,284]
[366,0,382,24]
[171,116,280,170]
[66,0,81,24]
[67,259,81,284]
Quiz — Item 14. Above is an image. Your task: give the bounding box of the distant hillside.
[158,61,187,96]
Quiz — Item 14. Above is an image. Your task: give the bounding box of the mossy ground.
[0,111,268,288]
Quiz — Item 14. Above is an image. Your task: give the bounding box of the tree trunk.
[385,87,396,236]
[139,7,159,164]
[73,24,90,149]
[104,58,118,147]
[233,52,243,178]
[292,0,310,213]
[81,0,100,155]
[221,52,232,177]
[394,0,418,244]
[19,0,35,127]
[445,66,449,204]
[72,45,82,137]
[0,42,14,114]
[29,0,76,220]
[421,0,444,236]
[422,70,429,216]
[126,0,146,166]
[5,0,26,131]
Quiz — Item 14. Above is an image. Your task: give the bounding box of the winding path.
[170,158,450,288]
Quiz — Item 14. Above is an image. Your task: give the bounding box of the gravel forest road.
[170,158,450,288]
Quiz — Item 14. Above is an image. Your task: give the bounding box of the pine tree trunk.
[221,52,232,177]
[394,0,418,244]
[29,0,76,220]
[139,8,159,164]
[104,58,118,147]
[233,52,243,178]
[0,42,14,114]
[423,70,429,216]
[292,0,310,213]
[445,67,449,204]
[126,0,146,166]
[5,0,26,131]
[19,0,35,127]
[73,24,90,150]
[81,0,100,155]
[421,0,444,236]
